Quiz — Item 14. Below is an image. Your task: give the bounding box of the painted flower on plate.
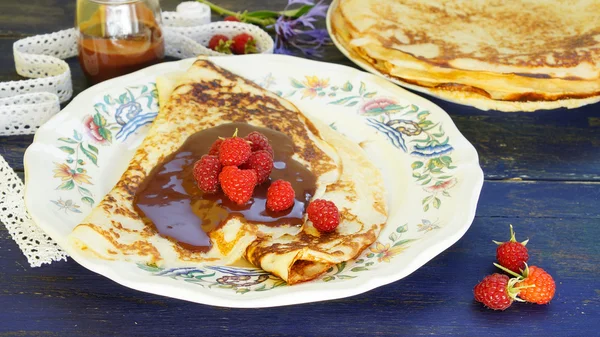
[424,178,457,193]
[369,242,408,263]
[53,163,92,185]
[83,113,112,144]
[359,97,398,115]
[301,76,329,99]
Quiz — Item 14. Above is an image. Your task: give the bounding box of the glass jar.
[76,0,165,83]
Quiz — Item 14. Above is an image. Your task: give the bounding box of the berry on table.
[494,224,529,273]
[473,273,521,311]
[516,265,556,305]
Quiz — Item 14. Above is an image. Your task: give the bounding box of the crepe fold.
[68,58,387,284]
[331,0,600,111]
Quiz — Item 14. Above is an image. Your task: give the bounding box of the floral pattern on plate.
[50,84,159,210]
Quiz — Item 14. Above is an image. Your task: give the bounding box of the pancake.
[331,0,600,111]
[68,58,387,284]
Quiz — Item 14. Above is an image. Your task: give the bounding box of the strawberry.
[218,166,257,205]
[208,34,232,54]
[208,138,223,156]
[224,15,240,22]
[192,155,222,193]
[494,224,529,273]
[245,131,273,157]
[473,273,520,311]
[266,180,295,211]
[219,131,252,166]
[243,150,273,184]
[307,199,340,232]
[231,33,257,55]
[515,265,556,304]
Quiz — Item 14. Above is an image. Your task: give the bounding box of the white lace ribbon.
[0,2,274,267]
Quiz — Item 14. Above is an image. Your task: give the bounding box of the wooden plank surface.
[0,181,597,337]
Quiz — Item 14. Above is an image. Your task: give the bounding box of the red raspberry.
[473,273,519,310]
[307,199,340,232]
[208,138,223,156]
[266,180,295,212]
[208,34,232,54]
[494,225,529,273]
[192,155,221,193]
[231,33,257,55]
[224,15,240,22]
[242,150,273,184]
[219,136,251,166]
[218,166,257,205]
[245,131,274,157]
[516,265,556,304]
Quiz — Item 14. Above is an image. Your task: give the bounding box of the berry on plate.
[494,224,529,273]
[208,34,232,54]
[219,131,252,166]
[192,155,222,193]
[307,199,339,232]
[516,265,556,304]
[218,166,257,205]
[473,273,521,311]
[266,180,295,212]
[208,138,223,156]
[243,150,273,184]
[245,131,273,157]
[231,33,257,55]
[224,15,240,22]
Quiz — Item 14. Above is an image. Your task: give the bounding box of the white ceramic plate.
[24,55,483,307]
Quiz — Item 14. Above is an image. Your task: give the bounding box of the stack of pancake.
[329,0,600,111]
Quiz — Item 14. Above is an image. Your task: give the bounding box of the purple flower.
[287,0,316,5]
[270,0,331,58]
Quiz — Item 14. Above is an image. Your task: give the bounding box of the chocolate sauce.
[133,123,317,252]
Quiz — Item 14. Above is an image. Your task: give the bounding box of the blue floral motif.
[411,144,454,158]
[366,118,407,152]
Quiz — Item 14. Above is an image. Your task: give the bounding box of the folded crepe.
[331,0,600,111]
[68,58,387,284]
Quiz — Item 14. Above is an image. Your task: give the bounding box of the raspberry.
[494,225,529,273]
[208,34,232,54]
[516,265,556,304]
[219,136,251,166]
[245,131,274,157]
[242,150,273,184]
[224,15,240,22]
[192,155,221,193]
[473,273,519,310]
[266,180,295,211]
[231,33,257,55]
[208,138,223,156]
[218,166,257,205]
[307,199,340,232]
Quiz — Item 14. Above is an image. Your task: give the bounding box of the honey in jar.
[76,0,165,83]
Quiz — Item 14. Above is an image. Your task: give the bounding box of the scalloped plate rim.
[23,55,483,308]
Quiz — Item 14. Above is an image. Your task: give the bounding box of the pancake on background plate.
[330,0,600,111]
[68,58,387,284]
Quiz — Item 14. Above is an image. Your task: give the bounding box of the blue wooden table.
[1,1,599,336]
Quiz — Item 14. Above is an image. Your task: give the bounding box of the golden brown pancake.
[331,0,600,111]
[68,58,387,284]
